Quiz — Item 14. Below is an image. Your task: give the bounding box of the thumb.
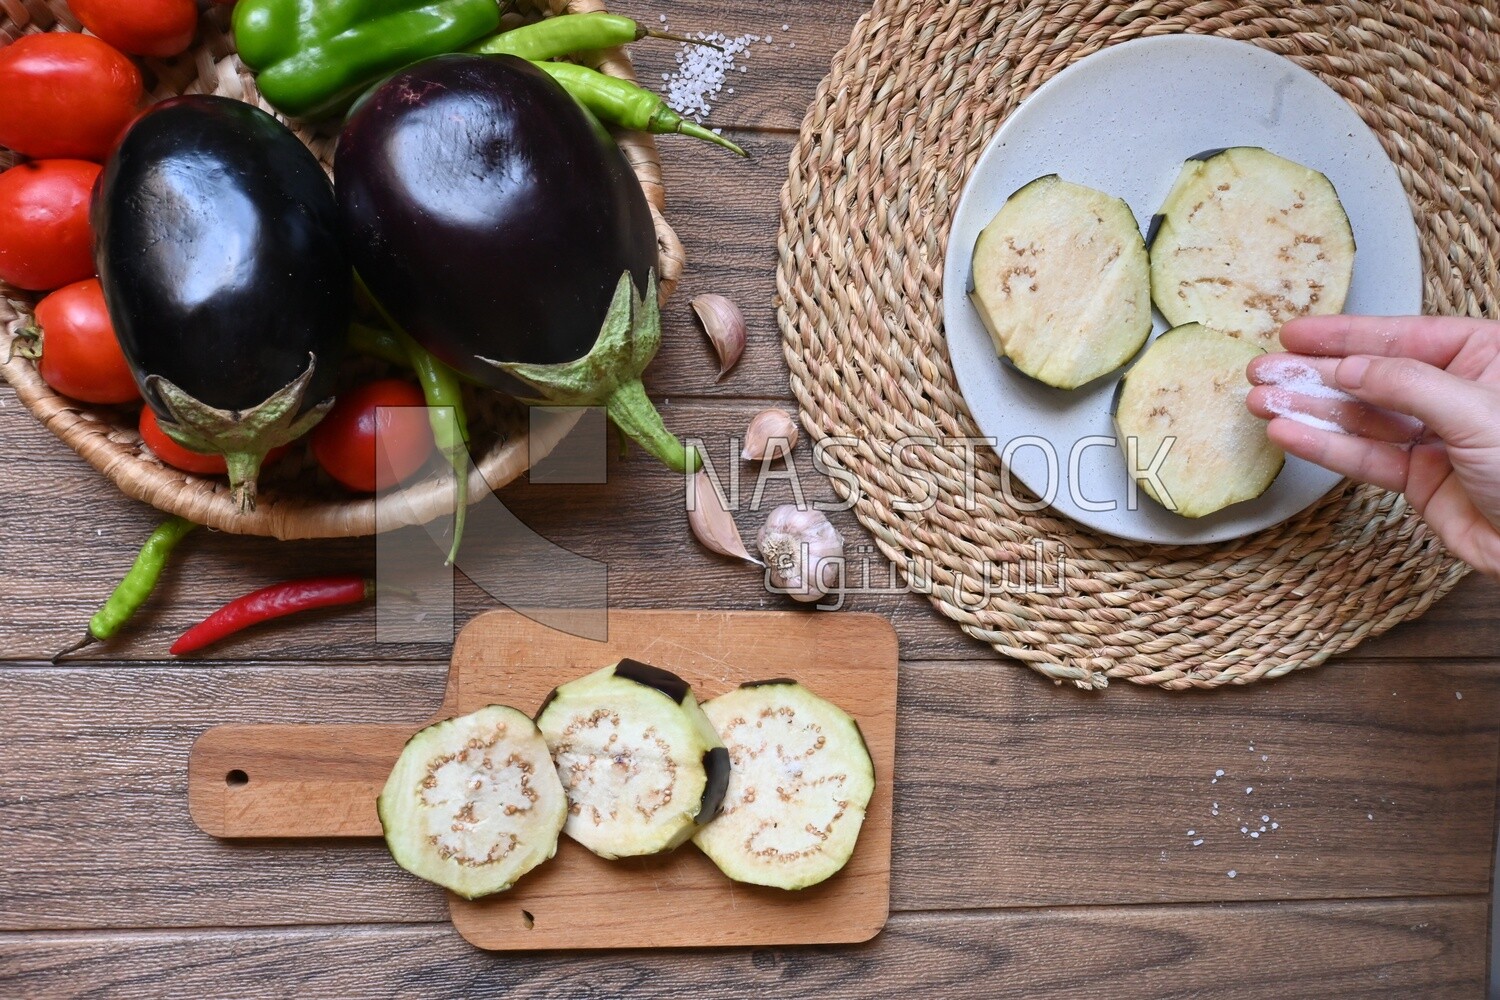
[1334,355,1498,446]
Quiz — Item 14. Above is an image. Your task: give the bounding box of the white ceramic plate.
[943,35,1422,544]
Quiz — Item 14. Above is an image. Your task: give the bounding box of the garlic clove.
[691,294,745,381]
[687,471,762,565]
[742,408,799,462]
[757,505,845,604]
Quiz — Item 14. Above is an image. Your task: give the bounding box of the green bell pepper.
[233,0,501,120]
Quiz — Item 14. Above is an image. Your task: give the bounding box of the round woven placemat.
[777,0,1497,689]
[0,0,682,540]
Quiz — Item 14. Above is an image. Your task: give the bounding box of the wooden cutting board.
[188,609,898,950]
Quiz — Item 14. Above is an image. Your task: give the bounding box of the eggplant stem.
[604,379,699,473]
[224,451,266,514]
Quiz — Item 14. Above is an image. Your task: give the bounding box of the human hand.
[1245,315,1500,579]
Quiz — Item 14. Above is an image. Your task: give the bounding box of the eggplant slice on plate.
[378,705,568,899]
[1112,323,1285,519]
[1148,147,1355,349]
[970,175,1152,389]
[693,680,875,891]
[536,660,729,860]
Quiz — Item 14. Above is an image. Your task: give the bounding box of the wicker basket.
[0,0,685,539]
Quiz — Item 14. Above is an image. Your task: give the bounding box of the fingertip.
[1245,384,1277,419]
[1277,315,1347,353]
[1245,354,1267,384]
[1332,354,1374,390]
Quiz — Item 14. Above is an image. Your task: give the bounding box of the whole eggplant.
[337,54,697,473]
[95,95,350,510]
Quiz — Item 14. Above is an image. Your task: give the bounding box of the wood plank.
[0,397,984,665]
[4,390,1487,668]
[187,610,898,951]
[893,655,1500,908]
[0,898,1486,998]
[1,658,1492,930]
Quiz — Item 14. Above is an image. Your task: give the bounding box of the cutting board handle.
[188,723,418,838]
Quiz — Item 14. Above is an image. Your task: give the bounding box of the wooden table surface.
[2,3,1498,997]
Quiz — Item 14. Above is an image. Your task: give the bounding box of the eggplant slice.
[693,681,874,891]
[1112,323,1284,518]
[536,660,729,859]
[1149,147,1355,349]
[378,705,567,899]
[970,175,1151,389]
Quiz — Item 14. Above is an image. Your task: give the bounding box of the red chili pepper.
[171,575,374,655]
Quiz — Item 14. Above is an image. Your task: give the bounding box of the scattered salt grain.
[1192,838,1204,847]
[1271,822,1279,830]
[782,22,790,29]
[1240,826,1248,834]
[1457,692,1464,700]
[1261,755,1268,762]
[1187,830,1196,837]
[1246,786,1253,794]
[1367,812,1374,820]
[1250,831,1260,838]
[1215,769,1225,777]
[1261,815,1269,822]
[1227,870,1238,878]
[664,32,759,122]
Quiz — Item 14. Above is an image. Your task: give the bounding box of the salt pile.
[661,31,760,123]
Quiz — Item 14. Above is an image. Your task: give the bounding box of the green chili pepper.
[54,516,197,660]
[533,61,746,156]
[233,0,502,120]
[470,11,712,61]
[348,323,408,368]
[351,323,471,566]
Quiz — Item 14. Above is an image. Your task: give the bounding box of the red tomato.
[69,0,198,59]
[312,379,435,492]
[0,160,100,291]
[0,34,142,160]
[33,278,138,404]
[140,408,290,476]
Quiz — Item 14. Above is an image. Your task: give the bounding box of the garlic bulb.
[757,505,844,603]
[742,408,799,462]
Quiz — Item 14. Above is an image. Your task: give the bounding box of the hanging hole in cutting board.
[225,769,249,787]
[521,910,535,929]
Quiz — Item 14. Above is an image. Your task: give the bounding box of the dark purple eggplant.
[336,54,697,472]
[94,95,350,510]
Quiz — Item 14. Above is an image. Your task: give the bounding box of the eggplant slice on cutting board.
[693,680,875,891]
[1112,323,1285,519]
[378,705,568,899]
[535,661,729,860]
[970,175,1152,389]
[1148,147,1355,349]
